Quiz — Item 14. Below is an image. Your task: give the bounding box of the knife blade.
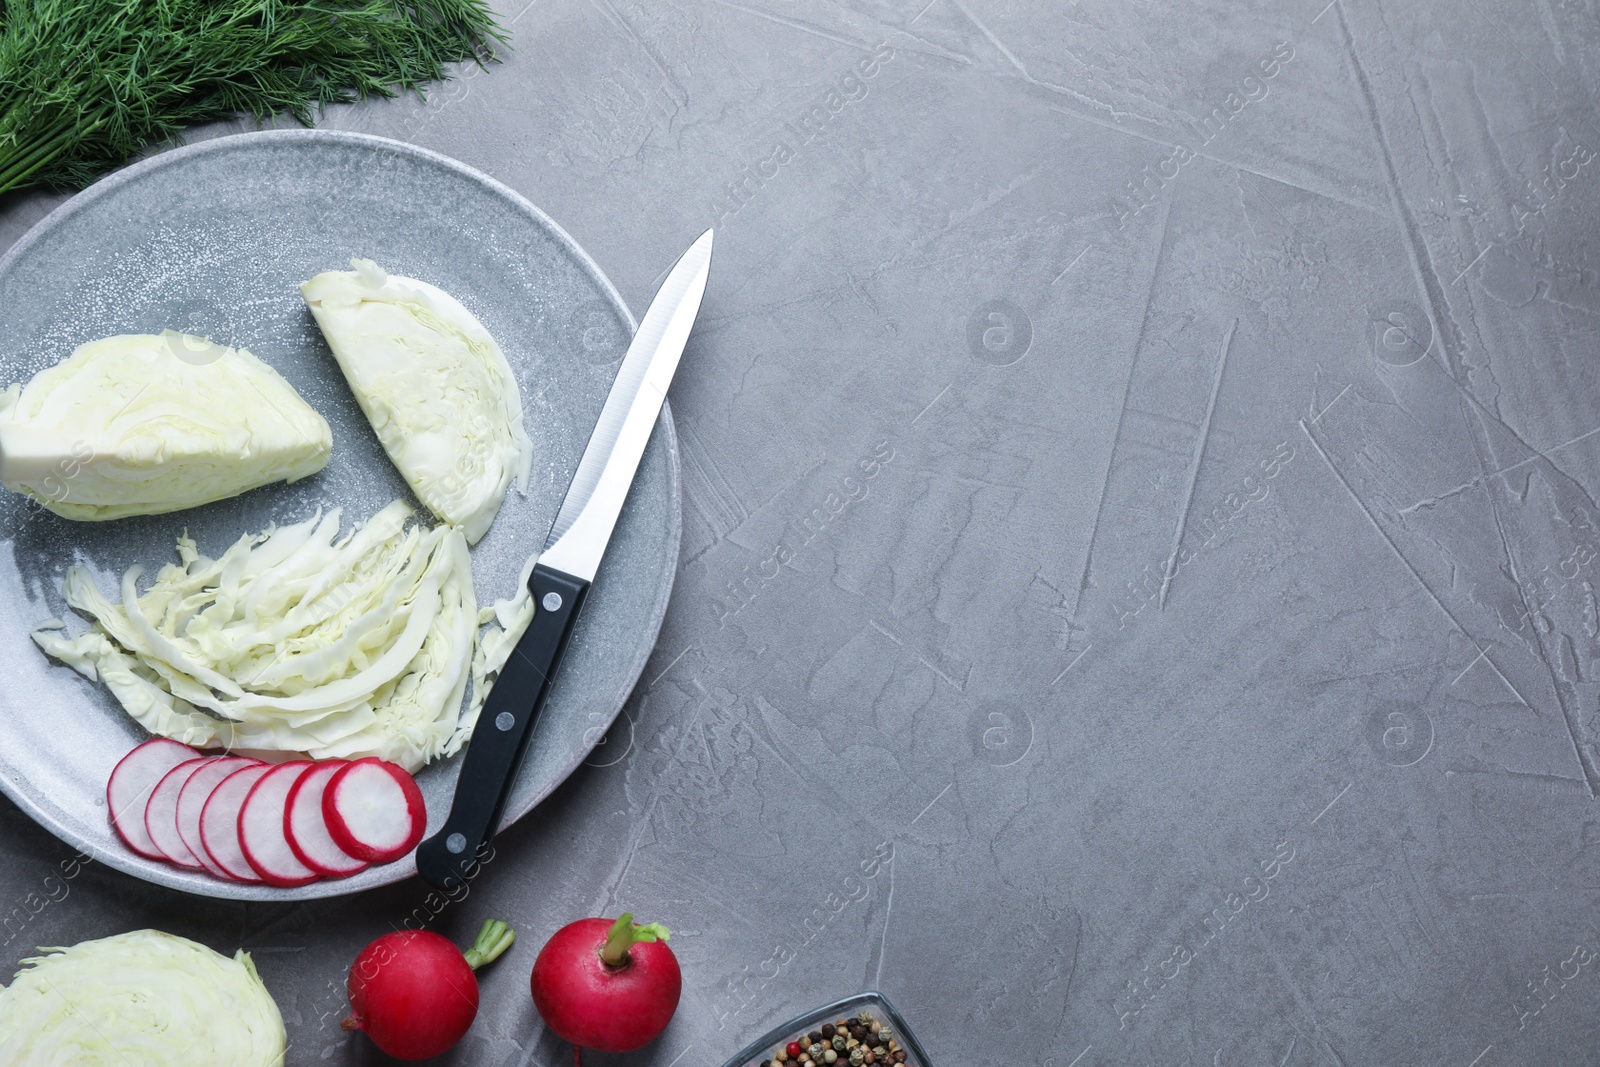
[415,229,713,890]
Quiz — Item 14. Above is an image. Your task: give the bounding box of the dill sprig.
[0,0,507,196]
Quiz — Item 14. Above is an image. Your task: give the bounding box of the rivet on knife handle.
[416,564,588,889]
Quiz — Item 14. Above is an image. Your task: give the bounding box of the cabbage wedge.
[301,259,532,544]
[0,332,331,519]
[0,929,285,1067]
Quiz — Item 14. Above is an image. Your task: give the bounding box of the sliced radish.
[200,764,273,881]
[106,739,195,860]
[176,755,259,880]
[238,762,319,888]
[144,758,212,868]
[285,761,368,877]
[322,758,426,865]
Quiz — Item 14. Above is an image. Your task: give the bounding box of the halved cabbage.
[33,500,478,771]
[301,259,532,544]
[0,929,285,1067]
[0,331,332,520]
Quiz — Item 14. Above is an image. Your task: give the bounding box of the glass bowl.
[716,991,933,1067]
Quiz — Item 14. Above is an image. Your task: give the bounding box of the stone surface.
[3,0,1600,1064]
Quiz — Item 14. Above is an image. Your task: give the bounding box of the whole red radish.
[530,913,681,1057]
[343,918,515,1060]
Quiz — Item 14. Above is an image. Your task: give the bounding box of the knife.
[415,229,713,890]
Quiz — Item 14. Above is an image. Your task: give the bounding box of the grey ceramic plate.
[0,130,681,899]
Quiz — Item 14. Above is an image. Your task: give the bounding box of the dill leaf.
[0,0,507,196]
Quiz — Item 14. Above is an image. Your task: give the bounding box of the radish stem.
[463,919,515,970]
[598,913,671,968]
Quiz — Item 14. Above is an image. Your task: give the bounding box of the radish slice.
[200,764,273,881]
[239,762,320,888]
[285,761,368,877]
[322,758,426,865]
[144,758,212,868]
[106,739,195,860]
[176,756,259,880]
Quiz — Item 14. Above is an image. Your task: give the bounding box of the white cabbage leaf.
[32,500,479,772]
[0,929,285,1067]
[0,332,331,520]
[301,259,532,544]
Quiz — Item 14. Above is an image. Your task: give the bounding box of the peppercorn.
[778,1011,905,1067]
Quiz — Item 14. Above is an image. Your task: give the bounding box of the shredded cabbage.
[0,331,331,520]
[470,550,538,726]
[0,929,285,1067]
[33,501,479,771]
[301,259,533,544]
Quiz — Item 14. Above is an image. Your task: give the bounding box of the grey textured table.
[3,1,1599,1064]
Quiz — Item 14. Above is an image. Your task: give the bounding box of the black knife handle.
[415,564,589,890]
